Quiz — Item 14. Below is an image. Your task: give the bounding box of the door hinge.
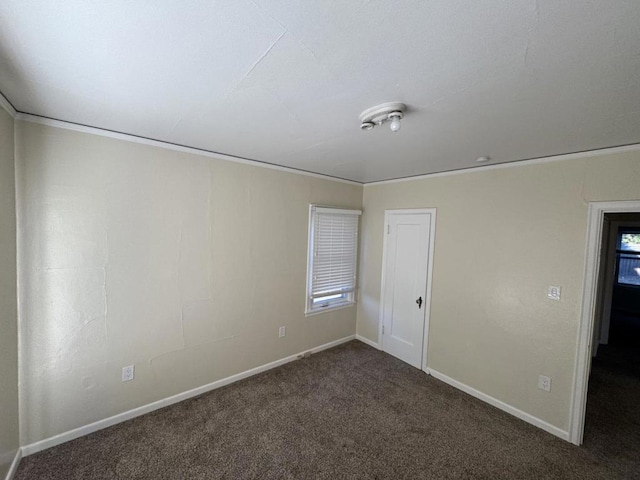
[382,325,385,334]
[387,224,390,234]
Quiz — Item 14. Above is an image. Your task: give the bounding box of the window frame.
[305,205,362,316]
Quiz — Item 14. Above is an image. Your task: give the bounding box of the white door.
[381,210,435,369]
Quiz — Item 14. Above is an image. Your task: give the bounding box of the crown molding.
[14,113,363,186]
[364,143,640,187]
[13,109,640,187]
[0,90,17,118]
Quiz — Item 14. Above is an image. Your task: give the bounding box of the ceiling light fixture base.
[359,102,406,132]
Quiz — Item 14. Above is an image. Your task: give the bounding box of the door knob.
[416,296,423,309]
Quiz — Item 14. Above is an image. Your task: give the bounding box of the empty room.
[1,1,640,479]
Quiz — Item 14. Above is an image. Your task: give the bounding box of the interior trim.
[20,335,356,457]
[2,449,21,480]
[14,113,362,186]
[427,368,570,442]
[570,200,640,445]
[0,91,16,118]
[355,334,380,349]
[365,143,640,187]
[10,108,640,186]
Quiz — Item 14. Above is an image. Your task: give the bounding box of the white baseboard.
[355,334,380,349]
[3,449,21,480]
[427,368,570,442]
[21,335,356,456]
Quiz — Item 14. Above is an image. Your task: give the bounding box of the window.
[306,205,361,315]
[616,229,640,286]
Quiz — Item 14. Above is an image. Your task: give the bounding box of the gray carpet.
[582,344,640,478]
[14,341,640,479]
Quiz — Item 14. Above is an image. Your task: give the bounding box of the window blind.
[310,207,361,299]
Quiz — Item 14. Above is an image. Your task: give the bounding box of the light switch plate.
[547,286,561,300]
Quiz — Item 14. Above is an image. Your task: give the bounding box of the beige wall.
[16,121,362,445]
[357,151,640,431]
[11,114,640,447]
[0,107,19,476]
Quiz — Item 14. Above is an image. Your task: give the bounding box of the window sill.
[305,302,355,317]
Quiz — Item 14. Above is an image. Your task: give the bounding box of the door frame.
[378,208,437,372]
[570,200,640,445]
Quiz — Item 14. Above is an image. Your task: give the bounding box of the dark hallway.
[584,214,640,474]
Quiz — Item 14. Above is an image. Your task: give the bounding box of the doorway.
[379,209,436,370]
[582,213,640,455]
[593,214,640,352]
[571,201,640,445]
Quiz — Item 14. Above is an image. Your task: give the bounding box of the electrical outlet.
[538,375,551,392]
[278,326,286,338]
[122,365,135,382]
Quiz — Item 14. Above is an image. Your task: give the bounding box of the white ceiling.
[1,1,639,183]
